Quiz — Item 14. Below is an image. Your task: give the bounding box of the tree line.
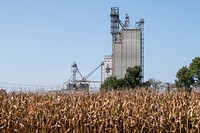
[101,57,200,92]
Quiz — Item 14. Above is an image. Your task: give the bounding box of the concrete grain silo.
[104,7,144,81]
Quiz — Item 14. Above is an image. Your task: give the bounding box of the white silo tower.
[108,7,144,81]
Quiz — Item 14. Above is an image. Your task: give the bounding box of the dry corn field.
[1,89,200,133]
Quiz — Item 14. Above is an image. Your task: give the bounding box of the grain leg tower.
[104,7,144,81]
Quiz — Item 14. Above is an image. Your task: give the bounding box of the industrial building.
[104,7,144,81]
[63,62,104,90]
[63,7,144,91]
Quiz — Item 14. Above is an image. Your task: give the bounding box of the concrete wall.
[112,29,141,79]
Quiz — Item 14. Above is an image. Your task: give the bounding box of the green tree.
[100,66,142,90]
[175,66,194,92]
[124,66,142,89]
[100,76,118,91]
[116,78,126,89]
[189,57,200,87]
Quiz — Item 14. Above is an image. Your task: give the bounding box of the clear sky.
[0,1,200,89]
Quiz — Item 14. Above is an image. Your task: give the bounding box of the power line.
[0,81,57,88]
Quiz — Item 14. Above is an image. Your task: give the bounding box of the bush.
[0,89,7,95]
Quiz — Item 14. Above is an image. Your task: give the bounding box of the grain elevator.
[104,7,144,81]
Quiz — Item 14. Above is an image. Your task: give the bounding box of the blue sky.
[0,1,200,88]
